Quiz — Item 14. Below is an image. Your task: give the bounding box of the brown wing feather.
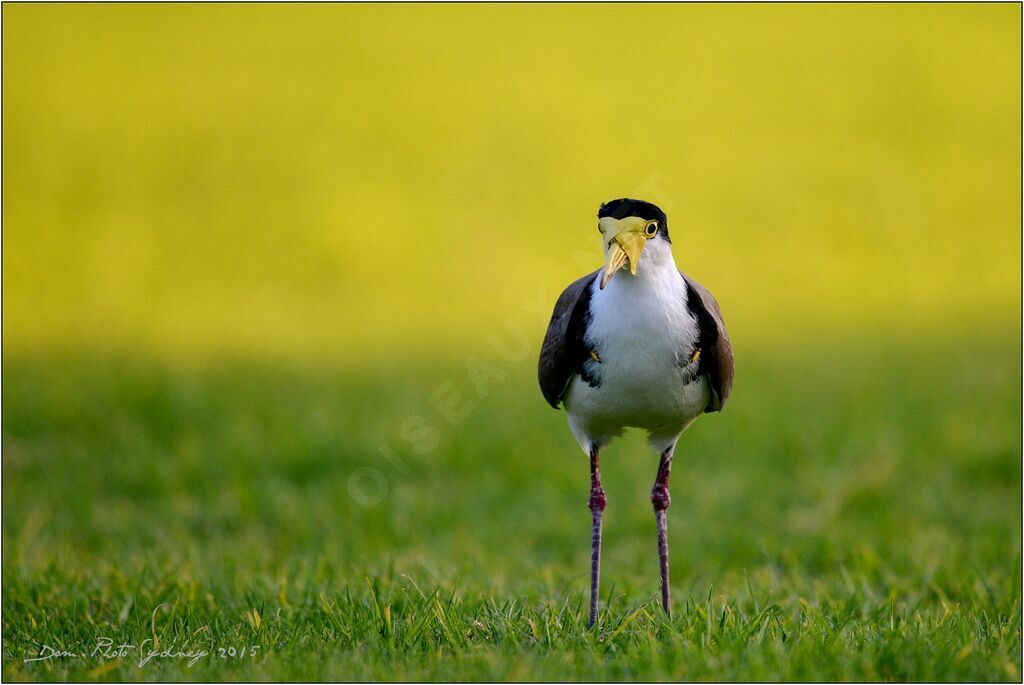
[682,272,734,412]
[538,270,599,408]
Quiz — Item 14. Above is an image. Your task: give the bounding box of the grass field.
[3,338,1020,680]
[3,3,1021,682]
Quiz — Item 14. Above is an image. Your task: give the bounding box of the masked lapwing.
[538,198,734,627]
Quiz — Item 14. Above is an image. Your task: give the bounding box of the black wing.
[682,272,734,412]
[538,270,599,408]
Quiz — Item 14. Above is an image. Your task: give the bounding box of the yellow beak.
[599,216,649,289]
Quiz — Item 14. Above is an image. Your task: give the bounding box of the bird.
[538,198,733,627]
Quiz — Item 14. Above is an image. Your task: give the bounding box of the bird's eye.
[644,221,658,238]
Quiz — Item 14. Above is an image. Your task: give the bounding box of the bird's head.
[596,198,670,289]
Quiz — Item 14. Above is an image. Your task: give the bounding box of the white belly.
[562,264,708,450]
[565,362,709,446]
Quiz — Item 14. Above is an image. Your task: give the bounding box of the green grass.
[3,336,1020,680]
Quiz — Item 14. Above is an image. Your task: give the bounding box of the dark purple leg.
[651,445,674,616]
[588,444,606,628]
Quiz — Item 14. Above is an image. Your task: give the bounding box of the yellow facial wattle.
[598,216,654,288]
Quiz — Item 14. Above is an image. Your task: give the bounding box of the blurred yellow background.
[3,4,1020,363]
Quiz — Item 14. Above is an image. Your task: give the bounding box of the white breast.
[562,254,709,452]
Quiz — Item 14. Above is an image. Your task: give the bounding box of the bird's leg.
[651,444,674,616]
[587,443,606,628]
